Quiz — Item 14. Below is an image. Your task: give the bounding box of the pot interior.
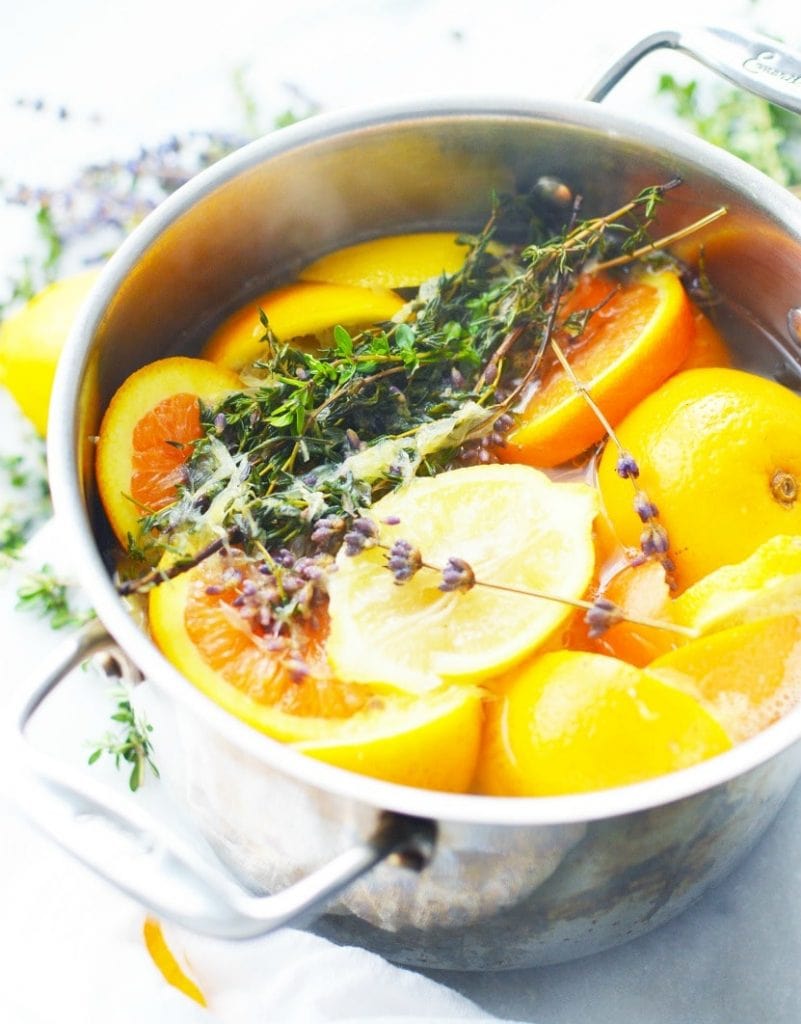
[58,99,801,808]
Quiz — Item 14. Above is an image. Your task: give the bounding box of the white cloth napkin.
[0,521,517,1024]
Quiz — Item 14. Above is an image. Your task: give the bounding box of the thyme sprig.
[129,180,702,584]
[88,688,159,792]
[15,564,95,630]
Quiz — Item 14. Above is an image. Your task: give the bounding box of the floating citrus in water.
[149,550,481,791]
[326,463,599,693]
[299,232,473,289]
[672,535,801,635]
[650,615,801,744]
[95,356,241,546]
[597,367,801,590]
[501,269,694,467]
[475,650,731,796]
[202,281,404,372]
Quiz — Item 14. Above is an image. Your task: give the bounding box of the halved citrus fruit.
[149,550,482,791]
[500,269,694,468]
[298,232,473,289]
[325,463,599,693]
[677,307,732,372]
[597,367,801,590]
[475,649,731,796]
[649,615,801,744]
[201,281,404,372]
[96,356,241,547]
[0,268,100,435]
[589,559,679,667]
[671,535,801,635]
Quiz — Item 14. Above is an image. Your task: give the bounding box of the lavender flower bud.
[615,451,640,480]
[633,491,659,523]
[584,596,625,638]
[352,517,379,540]
[213,411,227,435]
[386,539,423,584]
[439,556,476,593]
[343,518,379,557]
[640,523,670,557]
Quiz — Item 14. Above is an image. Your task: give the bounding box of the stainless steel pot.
[14,27,801,970]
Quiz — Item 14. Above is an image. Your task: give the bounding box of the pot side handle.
[586,26,801,116]
[11,620,436,939]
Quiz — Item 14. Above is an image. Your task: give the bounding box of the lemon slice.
[672,535,801,635]
[298,232,473,289]
[202,281,404,372]
[476,650,731,796]
[326,463,599,693]
[650,615,801,744]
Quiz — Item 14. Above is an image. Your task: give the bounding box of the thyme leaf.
[16,564,95,629]
[88,688,159,792]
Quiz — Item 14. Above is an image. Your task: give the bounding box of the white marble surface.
[2,1,801,1021]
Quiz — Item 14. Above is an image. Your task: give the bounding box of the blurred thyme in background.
[88,688,159,792]
[657,73,801,187]
[15,563,94,629]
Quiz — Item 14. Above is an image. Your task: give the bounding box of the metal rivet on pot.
[533,176,573,207]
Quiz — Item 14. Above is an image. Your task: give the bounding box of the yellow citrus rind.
[326,463,599,693]
[202,281,404,372]
[95,356,241,547]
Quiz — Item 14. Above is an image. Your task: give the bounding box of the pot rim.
[49,94,801,828]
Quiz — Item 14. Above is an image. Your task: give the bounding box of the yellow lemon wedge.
[671,535,801,635]
[475,650,732,796]
[201,281,404,372]
[299,232,473,289]
[0,268,99,435]
[325,463,599,693]
[649,615,801,744]
[148,551,482,792]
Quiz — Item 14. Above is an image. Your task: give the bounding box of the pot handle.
[12,619,436,939]
[586,26,801,115]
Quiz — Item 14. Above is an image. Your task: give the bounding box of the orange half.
[501,269,694,468]
[95,356,241,546]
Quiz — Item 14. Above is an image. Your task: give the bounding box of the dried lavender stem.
[549,338,621,447]
[594,206,728,271]
[116,536,229,595]
[377,544,697,639]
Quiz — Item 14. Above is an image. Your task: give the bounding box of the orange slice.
[95,356,241,547]
[149,550,481,791]
[649,615,801,744]
[475,650,731,796]
[678,307,732,372]
[326,463,599,693]
[201,281,404,372]
[501,269,694,468]
[298,232,472,289]
[590,559,679,666]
